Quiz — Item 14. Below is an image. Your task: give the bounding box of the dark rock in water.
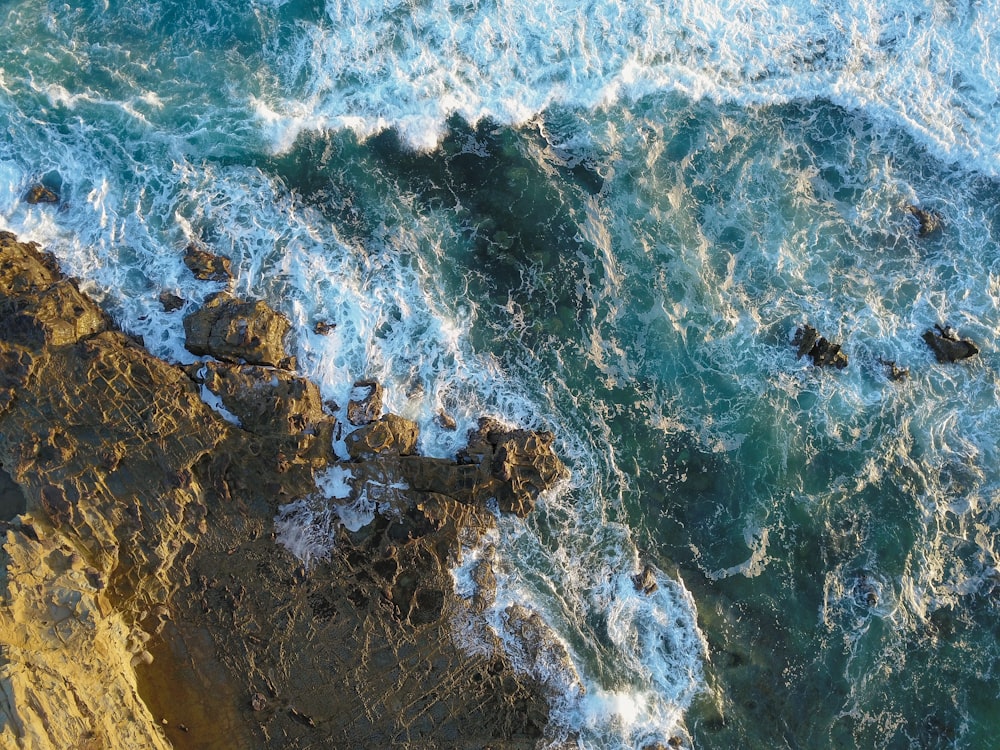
[792,326,848,369]
[922,324,979,363]
[878,358,909,382]
[312,320,335,335]
[24,184,59,204]
[183,243,232,283]
[905,204,942,237]
[183,291,292,367]
[158,292,185,312]
[793,325,818,359]
[632,564,659,595]
[347,378,383,425]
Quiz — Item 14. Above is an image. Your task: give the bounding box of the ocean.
[2,0,999,746]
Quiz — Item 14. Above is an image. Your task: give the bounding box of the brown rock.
[24,184,59,204]
[158,292,185,312]
[192,360,335,463]
[345,414,419,459]
[183,292,292,367]
[905,204,942,237]
[436,410,457,431]
[0,233,560,749]
[632,564,659,595]
[183,243,232,283]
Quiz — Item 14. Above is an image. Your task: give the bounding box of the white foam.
[255,0,1000,174]
[314,465,353,500]
[274,496,339,568]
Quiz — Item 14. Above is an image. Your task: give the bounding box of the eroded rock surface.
[0,233,565,749]
[183,291,292,367]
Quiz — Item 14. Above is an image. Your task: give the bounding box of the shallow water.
[2,0,1000,746]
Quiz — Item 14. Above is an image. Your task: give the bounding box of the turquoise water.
[2,0,1000,747]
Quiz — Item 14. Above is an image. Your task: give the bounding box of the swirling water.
[2,0,1000,746]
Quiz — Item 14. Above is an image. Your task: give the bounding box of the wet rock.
[158,292,185,312]
[183,291,292,367]
[183,243,232,283]
[792,325,848,369]
[502,604,584,698]
[632,564,659,595]
[879,358,909,382]
[24,184,59,204]
[436,410,457,431]
[192,360,334,461]
[347,379,383,425]
[313,320,336,335]
[905,204,942,237]
[467,418,570,517]
[922,324,979,363]
[345,414,419,459]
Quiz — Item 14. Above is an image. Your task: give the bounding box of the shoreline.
[0,232,569,748]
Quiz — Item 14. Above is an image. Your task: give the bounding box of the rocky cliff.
[0,233,569,749]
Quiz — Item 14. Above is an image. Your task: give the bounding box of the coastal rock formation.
[183,291,292,367]
[502,604,585,698]
[346,413,419,459]
[922,324,979,363]
[879,358,910,382]
[183,243,232,283]
[459,417,570,517]
[793,325,848,369]
[23,184,58,204]
[0,520,173,750]
[0,233,566,749]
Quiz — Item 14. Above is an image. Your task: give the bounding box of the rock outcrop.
[792,325,848,369]
[0,233,567,749]
[24,184,58,204]
[183,291,292,367]
[922,324,979,364]
[183,244,232,283]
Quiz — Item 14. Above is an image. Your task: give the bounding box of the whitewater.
[2,0,1000,746]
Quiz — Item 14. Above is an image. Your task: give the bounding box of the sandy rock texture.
[0,232,569,749]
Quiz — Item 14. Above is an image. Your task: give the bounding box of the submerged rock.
[905,204,942,237]
[792,325,848,369]
[502,604,585,698]
[633,563,659,595]
[183,291,292,367]
[922,324,979,363]
[879,358,909,382]
[347,378,384,425]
